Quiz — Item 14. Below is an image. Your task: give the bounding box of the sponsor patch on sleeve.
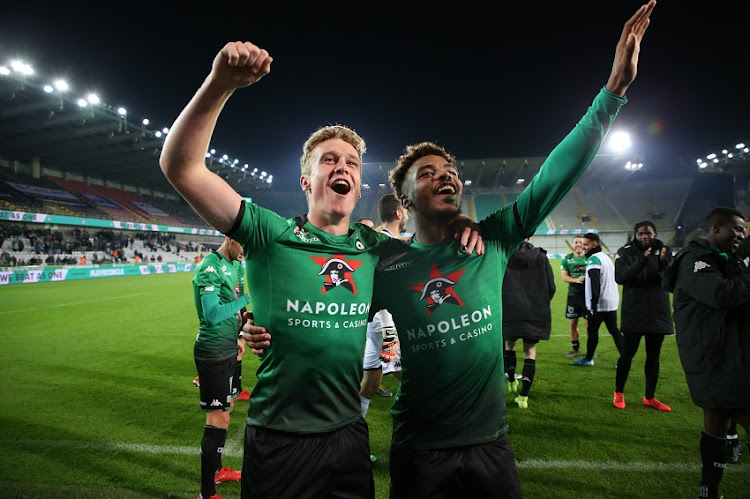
[693,261,710,273]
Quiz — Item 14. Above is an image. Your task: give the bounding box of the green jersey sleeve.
[192,251,244,361]
[228,200,292,254]
[514,88,626,237]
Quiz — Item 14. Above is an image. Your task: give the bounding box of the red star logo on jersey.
[410,263,465,316]
[310,254,363,295]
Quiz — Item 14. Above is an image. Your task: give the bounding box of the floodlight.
[625,161,643,171]
[54,79,69,92]
[10,60,33,75]
[117,107,127,116]
[76,98,88,107]
[0,66,10,76]
[142,118,150,126]
[465,180,472,185]
[43,84,54,93]
[156,131,163,138]
[210,149,216,154]
[87,94,100,104]
[162,127,169,134]
[608,131,631,152]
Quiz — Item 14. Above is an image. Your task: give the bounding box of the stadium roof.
[0,69,272,194]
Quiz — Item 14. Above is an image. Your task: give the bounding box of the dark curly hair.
[388,142,455,199]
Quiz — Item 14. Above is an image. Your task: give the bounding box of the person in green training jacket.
[370,3,656,497]
[192,236,250,499]
[561,235,588,357]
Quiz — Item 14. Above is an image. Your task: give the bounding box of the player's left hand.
[606,0,656,96]
[450,215,485,255]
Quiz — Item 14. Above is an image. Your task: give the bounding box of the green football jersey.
[192,250,243,361]
[561,252,587,292]
[372,87,626,449]
[229,202,399,433]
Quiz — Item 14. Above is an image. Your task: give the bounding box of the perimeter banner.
[0,263,194,285]
[0,209,223,236]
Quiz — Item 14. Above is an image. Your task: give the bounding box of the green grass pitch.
[0,263,747,498]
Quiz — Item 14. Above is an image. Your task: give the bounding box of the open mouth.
[330,179,351,195]
[435,184,456,195]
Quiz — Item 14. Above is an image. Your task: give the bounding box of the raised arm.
[513,1,655,237]
[159,41,273,233]
[605,0,656,97]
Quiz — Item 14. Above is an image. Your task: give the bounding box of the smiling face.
[401,154,462,220]
[582,237,598,253]
[572,236,585,255]
[300,138,362,224]
[709,215,746,254]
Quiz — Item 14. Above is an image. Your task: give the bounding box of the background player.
[192,236,250,499]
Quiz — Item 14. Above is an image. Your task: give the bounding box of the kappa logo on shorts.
[410,263,465,316]
[210,399,222,407]
[310,253,363,295]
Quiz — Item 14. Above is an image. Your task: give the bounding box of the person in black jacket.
[662,207,750,499]
[502,239,556,409]
[612,221,673,411]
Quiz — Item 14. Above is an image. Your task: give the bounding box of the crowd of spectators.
[1,222,211,267]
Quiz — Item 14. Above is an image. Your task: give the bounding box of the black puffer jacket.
[502,241,556,341]
[662,237,750,408]
[615,238,673,334]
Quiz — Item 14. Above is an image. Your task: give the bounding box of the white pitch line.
[4,438,748,474]
[1,438,242,457]
[516,459,707,472]
[0,293,156,315]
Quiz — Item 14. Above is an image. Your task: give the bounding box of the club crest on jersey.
[410,263,465,316]
[311,253,363,295]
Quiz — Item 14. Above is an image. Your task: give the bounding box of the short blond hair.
[300,125,366,177]
[389,142,455,198]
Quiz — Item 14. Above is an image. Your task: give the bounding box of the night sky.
[1,1,747,190]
